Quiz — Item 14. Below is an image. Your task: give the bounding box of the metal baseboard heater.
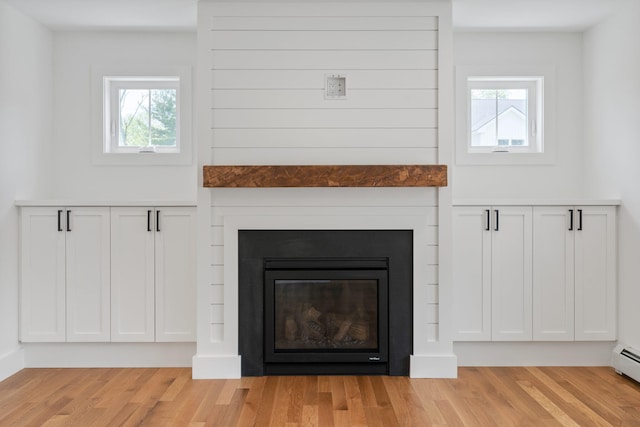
[612,344,640,383]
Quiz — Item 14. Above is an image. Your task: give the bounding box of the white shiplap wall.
[208,4,439,165]
[196,2,453,376]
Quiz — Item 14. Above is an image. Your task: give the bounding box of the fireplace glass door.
[264,258,388,365]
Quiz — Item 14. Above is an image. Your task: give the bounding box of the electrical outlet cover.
[325,75,346,99]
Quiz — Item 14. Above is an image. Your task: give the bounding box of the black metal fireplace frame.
[264,258,389,365]
[238,230,413,376]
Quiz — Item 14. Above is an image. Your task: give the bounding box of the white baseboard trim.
[454,341,617,366]
[192,354,241,379]
[0,347,25,382]
[410,353,458,378]
[23,343,195,368]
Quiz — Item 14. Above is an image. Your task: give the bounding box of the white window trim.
[456,65,556,166]
[91,64,192,165]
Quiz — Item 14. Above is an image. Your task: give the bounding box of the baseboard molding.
[410,353,458,378]
[23,342,195,368]
[454,341,617,366]
[0,347,25,382]
[192,354,241,379]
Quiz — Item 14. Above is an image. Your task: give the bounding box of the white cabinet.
[154,208,197,342]
[532,207,574,340]
[111,207,196,342]
[454,203,616,343]
[452,206,532,341]
[20,207,110,342]
[532,206,616,341]
[574,206,616,340]
[452,206,491,340]
[491,207,533,341]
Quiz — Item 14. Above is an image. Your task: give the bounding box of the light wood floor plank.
[1,367,639,426]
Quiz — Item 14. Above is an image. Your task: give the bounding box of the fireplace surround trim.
[191,211,458,379]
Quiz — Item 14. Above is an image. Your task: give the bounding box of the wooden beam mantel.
[203,165,447,188]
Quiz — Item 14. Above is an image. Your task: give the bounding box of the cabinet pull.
[57,210,63,232]
[494,210,499,231]
[578,209,583,231]
[156,210,160,232]
[569,209,574,231]
[66,210,71,232]
[147,210,152,232]
[485,209,490,231]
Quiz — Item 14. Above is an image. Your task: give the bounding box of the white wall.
[583,0,640,350]
[51,31,197,202]
[0,1,53,379]
[453,32,584,199]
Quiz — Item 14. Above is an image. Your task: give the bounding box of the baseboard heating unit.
[612,344,640,384]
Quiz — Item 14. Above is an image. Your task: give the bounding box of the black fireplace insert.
[238,229,413,376]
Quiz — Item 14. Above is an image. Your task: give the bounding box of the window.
[105,77,180,154]
[91,65,192,165]
[456,66,555,165]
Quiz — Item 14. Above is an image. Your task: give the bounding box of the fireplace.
[264,258,389,366]
[238,230,412,376]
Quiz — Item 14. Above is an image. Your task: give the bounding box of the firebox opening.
[264,258,389,366]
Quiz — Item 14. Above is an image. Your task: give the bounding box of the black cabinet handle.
[485,209,490,231]
[147,210,152,232]
[569,209,574,231]
[156,210,160,232]
[494,210,499,231]
[66,210,71,232]
[57,210,63,232]
[578,209,583,231]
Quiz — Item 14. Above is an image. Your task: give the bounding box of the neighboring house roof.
[471,99,526,132]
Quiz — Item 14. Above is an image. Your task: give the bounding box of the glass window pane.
[470,89,498,147]
[273,279,378,351]
[150,89,177,147]
[496,89,528,147]
[470,87,530,148]
[119,89,150,147]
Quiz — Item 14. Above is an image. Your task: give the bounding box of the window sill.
[455,150,556,166]
[92,151,192,166]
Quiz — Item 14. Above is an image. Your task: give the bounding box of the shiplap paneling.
[211,70,438,89]
[212,50,438,70]
[211,30,437,50]
[212,108,437,129]
[212,128,438,148]
[212,89,438,110]
[211,16,438,31]
[210,12,439,162]
[210,148,439,165]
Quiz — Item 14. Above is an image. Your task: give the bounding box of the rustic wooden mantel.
[203,165,447,188]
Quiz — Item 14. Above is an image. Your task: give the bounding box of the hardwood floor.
[1,367,639,426]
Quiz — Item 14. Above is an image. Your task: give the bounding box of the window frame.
[106,77,181,154]
[456,65,556,166]
[467,78,540,154]
[91,65,192,165]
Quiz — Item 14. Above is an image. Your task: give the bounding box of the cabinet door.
[20,207,66,342]
[452,206,492,340]
[66,207,111,342]
[491,206,533,341]
[575,206,616,340]
[532,207,574,340]
[111,207,155,342]
[155,207,197,342]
